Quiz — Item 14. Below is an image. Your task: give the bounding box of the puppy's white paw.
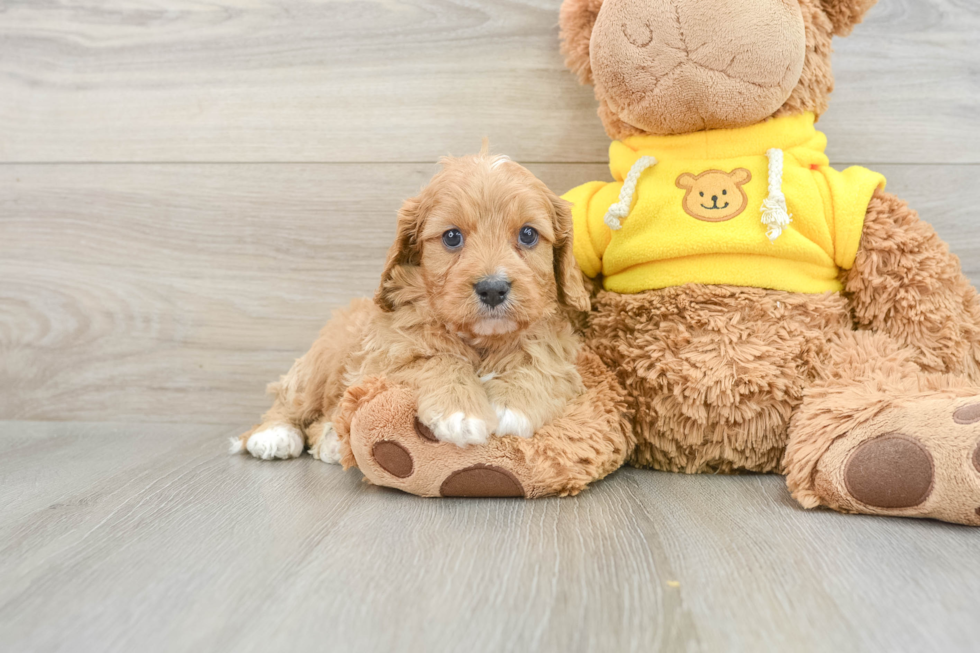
[310,422,342,465]
[429,413,490,447]
[246,425,304,460]
[494,406,534,439]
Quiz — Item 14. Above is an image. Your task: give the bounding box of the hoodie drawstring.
[761,148,792,242]
[602,149,792,241]
[603,155,658,230]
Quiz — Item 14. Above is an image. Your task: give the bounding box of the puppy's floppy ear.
[819,0,878,36]
[559,0,605,85]
[375,195,425,312]
[550,193,592,313]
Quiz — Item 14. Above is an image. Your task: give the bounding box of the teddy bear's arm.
[842,189,980,379]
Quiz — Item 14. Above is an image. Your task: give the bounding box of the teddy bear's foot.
[807,396,980,526]
[338,382,533,497]
[334,351,634,498]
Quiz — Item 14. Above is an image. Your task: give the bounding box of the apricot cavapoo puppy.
[232,150,591,463]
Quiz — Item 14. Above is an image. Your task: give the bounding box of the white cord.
[760,148,792,242]
[603,155,658,230]
[603,150,792,239]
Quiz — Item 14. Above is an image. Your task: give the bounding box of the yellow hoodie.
[564,113,886,294]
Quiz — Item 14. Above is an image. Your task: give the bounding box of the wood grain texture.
[0,420,977,653]
[2,1,980,651]
[0,0,978,163]
[3,162,979,424]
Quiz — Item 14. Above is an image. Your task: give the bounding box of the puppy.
[232,150,592,463]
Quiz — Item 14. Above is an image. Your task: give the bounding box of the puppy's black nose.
[474,278,511,308]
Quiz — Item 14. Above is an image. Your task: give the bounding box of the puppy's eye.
[442,229,464,250]
[518,226,539,248]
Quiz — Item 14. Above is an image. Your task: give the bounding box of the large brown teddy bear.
[336,0,980,526]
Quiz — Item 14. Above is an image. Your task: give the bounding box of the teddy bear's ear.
[819,0,878,37]
[675,173,696,191]
[559,0,605,85]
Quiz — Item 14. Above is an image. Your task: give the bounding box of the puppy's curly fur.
[234,151,590,459]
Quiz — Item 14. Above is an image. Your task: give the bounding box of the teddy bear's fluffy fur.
[553,0,980,525]
[587,189,980,476]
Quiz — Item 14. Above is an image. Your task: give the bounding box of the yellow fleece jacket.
[564,113,886,294]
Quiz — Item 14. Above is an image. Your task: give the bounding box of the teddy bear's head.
[560,0,877,138]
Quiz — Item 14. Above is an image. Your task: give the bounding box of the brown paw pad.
[372,441,414,478]
[414,417,438,442]
[844,434,934,509]
[440,465,525,498]
[953,403,980,424]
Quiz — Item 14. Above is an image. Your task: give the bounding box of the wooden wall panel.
[0,0,978,163]
[2,162,977,423]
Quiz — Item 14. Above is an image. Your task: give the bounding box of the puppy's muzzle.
[474,277,511,308]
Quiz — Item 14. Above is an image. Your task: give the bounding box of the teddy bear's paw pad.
[246,425,304,460]
[372,441,414,478]
[843,434,934,509]
[414,417,438,442]
[954,402,980,424]
[439,464,525,498]
[973,439,980,519]
[817,396,980,525]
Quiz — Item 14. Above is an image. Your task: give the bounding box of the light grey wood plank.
[3,162,979,424]
[0,420,977,653]
[0,0,977,164]
[824,0,980,164]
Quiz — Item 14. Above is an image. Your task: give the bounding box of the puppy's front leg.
[484,362,584,439]
[390,355,497,447]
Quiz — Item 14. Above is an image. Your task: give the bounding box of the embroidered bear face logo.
[675,168,752,222]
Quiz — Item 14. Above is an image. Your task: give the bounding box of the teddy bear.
[334,0,980,526]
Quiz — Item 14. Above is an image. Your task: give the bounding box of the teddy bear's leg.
[843,189,980,381]
[784,330,980,525]
[332,351,634,498]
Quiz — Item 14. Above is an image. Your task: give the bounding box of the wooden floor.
[2,0,979,651]
[3,421,979,653]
